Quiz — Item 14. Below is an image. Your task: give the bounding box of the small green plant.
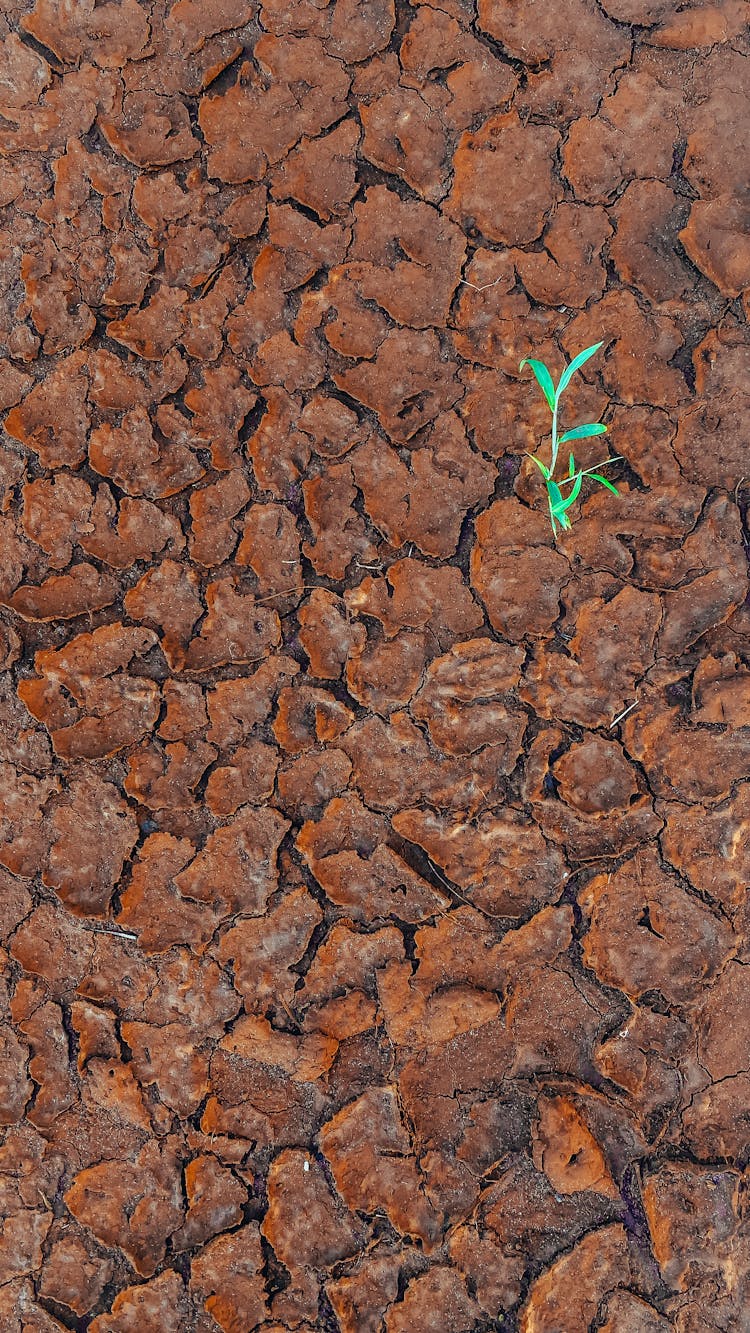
[520,341,622,536]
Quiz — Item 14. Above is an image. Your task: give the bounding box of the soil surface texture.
[1,0,750,1329]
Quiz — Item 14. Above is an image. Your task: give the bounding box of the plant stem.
[550,399,559,477]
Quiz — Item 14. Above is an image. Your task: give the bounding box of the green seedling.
[520,341,622,536]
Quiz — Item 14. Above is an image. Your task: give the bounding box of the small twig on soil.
[609,698,639,728]
[81,924,139,940]
[459,275,506,293]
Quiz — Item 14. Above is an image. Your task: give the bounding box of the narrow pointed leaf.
[556,342,603,399]
[519,357,555,411]
[589,471,620,495]
[552,472,583,516]
[569,451,576,477]
[559,422,608,444]
[528,453,551,480]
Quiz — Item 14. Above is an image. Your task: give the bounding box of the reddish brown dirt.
[0,0,749,1328]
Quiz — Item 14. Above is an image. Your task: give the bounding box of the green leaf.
[519,357,555,412]
[551,472,583,516]
[527,453,551,480]
[589,472,620,495]
[569,451,576,477]
[556,342,603,399]
[559,423,608,445]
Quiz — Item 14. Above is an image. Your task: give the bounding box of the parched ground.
[1,0,749,1328]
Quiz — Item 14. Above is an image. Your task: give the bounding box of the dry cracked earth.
[0,0,749,1329]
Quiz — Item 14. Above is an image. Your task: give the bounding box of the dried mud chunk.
[450,249,538,375]
[200,38,350,183]
[22,0,151,64]
[21,474,94,568]
[0,1023,32,1125]
[235,501,302,599]
[65,1141,183,1278]
[696,961,749,1081]
[335,328,461,442]
[660,788,750,916]
[411,638,525,757]
[320,1087,442,1249]
[448,111,560,245]
[297,794,448,923]
[519,1225,631,1332]
[273,685,353,753]
[246,388,312,497]
[298,589,366,680]
[521,586,661,728]
[327,1250,406,1333]
[10,903,93,997]
[579,851,734,1006]
[89,1270,191,1333]
[124,559,203,667]
[263,1148,359,1285]
[563,67,680,203]
[0,31,50,107]
[642,1163,740,1290]
[298,394,366,460]
[532,1094,618,1199]
[220,1015,337,1084]
[346,559,482,649]
[564,291,685,409]
[184,358,256,470]
[674,327,750,487]
[190,1224,267,1331]
[478,0,628,121]
[205,741,278,817]
[101,93,198,167]
[623,676,750,804]
[351,413,495,559]
[4,353,89,468]
[272,118,360,220]
[44,771,138,916]
[393,807,564,918]
[611,180,693,303]
[206,656,299,746]
[125,738,217,813]
[89,406,203,498]
[249,328,325,393]
[325,0,395,60]
[553,737,639,814]
[378,961,500,1050]
[386,1268,479,1333]
[175,805,290,917]
[360,86,450,203]
[180,578,281,672]
[449,1228,524,1318]
[19,244,96,354]
[471,499,570,641]
[106,286,188,360]
[121,1021,210,1117]
[18,624,160,760]
[514,203,611,307]
[117,833,220,954]
[660,568,746,659]
[346,186,466,327]
[0,1208,52,1287]
[682,1072,750,1163]
[303,464,377,578]
[190,470,251,566]
[39,1228,113,1320]
[171,1155,247,1254]
[18,999,77,1131]
[340,711,482,816]
[346,631,429,715]
[218,886,322,1013]
[6,563,117,621]
[277,748,352,822]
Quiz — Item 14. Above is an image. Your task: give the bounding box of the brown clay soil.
[1,0,750,1328]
